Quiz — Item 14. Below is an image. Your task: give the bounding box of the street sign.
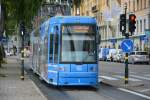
[121,39,133,53]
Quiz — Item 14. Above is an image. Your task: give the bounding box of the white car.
[5,50,13,56]
[106,49,117,61]
[113,49,123,62]
[128,51,150,64]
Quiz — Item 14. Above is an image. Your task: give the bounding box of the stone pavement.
[0,56,47,100]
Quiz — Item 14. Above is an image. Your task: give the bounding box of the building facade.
[120,0,150,51]
[72,0,150,51]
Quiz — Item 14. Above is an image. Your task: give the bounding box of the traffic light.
[129,14,136,34]
[120,14,126,34]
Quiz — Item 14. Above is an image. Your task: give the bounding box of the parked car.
[113,49,123,62]
[120,53,125,63]
[128,51,150,64]
[106,49,116,61]
[99,48,109,61]
[5,49,13,56]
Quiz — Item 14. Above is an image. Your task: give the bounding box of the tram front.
[58,22,99,86]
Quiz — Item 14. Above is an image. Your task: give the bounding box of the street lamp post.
[20,30,24,80]
[20,22,25,80]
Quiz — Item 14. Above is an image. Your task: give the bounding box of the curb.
[31,81,47,100]
[101,79,144,88]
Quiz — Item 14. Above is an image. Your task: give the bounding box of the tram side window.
[44,37,48,60]
[54,27,59,63]
[54,34,58,63]
[49,34,53,63]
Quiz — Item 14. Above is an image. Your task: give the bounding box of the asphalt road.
[24,60,150,100]
[99,61,150,96]
[99,61,150,76]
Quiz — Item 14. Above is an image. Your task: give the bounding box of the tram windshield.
[61,25,96,63]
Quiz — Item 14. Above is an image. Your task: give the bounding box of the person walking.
[13,45,17,56]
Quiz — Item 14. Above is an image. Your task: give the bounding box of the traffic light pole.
[124,3,129,84]
[125,36,129,84]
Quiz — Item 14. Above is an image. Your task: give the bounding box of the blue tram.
[30,16,100,86]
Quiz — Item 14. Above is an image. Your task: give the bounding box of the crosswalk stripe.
[100,76,118,80]
[114,75,141,81]
[100,74,150,81]
[140,89,150,92]
[118,88,150,100]
[130,75,150,81]
[130,71,136,74]
[144,74,150,77]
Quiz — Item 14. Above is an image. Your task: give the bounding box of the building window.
[76,7,80,15]
[86,11,89,16]
[141,0,142,9]
[136,20,138,33]
[144,19,146,30]
[129,1,130,12]
[133,0,135,11]
[137,0,139,11]
[140,20,142,33]
[144,0,146,8]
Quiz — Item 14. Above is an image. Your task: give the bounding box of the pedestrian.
[13,45,17,55]
[1,43,6,58]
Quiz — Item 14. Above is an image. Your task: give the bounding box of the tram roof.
[49,16,97,24]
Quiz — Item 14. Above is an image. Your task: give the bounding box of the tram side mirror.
[96,26,101,44]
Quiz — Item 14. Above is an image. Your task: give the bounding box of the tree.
[1,0,42,35]
[0,0,43,66]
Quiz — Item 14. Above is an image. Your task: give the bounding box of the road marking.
[100,76,118,80]
[31,81,47,100]
[140,89,150,92]
[98,78,101,82]
[114,75,141,81]
[130,75,150,81]
[118,88,150,100]
[130,72,136,74]
[144,74,150,77]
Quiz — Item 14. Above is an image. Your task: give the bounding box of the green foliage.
[2,0,42,33]
[5,0,42,24]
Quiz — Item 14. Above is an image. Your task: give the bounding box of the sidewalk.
[0,56,47,100]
